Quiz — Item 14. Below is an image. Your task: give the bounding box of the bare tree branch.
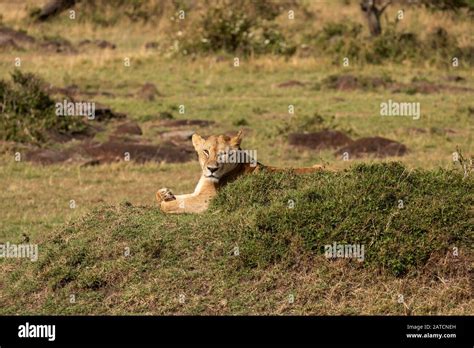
[379,0,393,15]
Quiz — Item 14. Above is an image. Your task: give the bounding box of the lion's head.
[191,130,243,182]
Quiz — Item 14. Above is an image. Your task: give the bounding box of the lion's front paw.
[156,188,176,203]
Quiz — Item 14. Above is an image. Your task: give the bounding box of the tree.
[360,0,392,37]
[36,0,76,21]
[360,0,472,37]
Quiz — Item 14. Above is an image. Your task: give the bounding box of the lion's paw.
[156,188,176,203]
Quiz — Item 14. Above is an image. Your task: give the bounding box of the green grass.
[0,1,473,315]
[1,163,472,315]
[213,162,473,275]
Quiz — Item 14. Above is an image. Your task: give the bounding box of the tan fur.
[156,131,324,214]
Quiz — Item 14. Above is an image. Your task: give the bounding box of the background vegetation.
[0,0,472,315]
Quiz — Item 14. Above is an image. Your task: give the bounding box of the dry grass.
[0,0,472,315]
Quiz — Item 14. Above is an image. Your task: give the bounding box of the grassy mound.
[212,162,472,275]
[1,163,472,314]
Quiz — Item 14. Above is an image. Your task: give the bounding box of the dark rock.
[114,122,143,136]
[335,137,407,158]
[137,83,160,101]
[289,130,353,150]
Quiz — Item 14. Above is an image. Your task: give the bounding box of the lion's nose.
[207,166,218,173]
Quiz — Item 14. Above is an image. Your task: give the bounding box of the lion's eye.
[203,149,209,157]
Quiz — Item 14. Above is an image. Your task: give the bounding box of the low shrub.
[171,1,297,56]
[0,70,87,144]
[308,20,471,66]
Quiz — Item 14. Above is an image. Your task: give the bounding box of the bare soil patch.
[319,74,473,94]
[445,75,466,82]
[24,148,71,165]
[335,137,408,158]
[0,26,36,49]
[24,139,194,165]
[276,80,306,88]
[0,37,21,50]
[40,37,76,54]
[288,130,353,150]
[158,119,215,127]
[0,26,116,54]
[47,84,117,99]
[78,39,116,49]
[114,121,143,136]
[391,81,474,94]
[136,83,161,101]
[158,130,194,141]
[321,74,391,91]
[79,140,194,164]
[144,41,159,49]
[92,102,126,122]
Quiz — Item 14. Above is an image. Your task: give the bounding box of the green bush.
[0,70,87,144]
[174,2,296,56]
[267,112,353,137]
[368,28,420,63]
[309,20,470,66]
[75,0,167,26]
[305,21,364,60]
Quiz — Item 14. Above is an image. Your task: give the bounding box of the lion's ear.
[192,133,204,150]
[231,130,243,147]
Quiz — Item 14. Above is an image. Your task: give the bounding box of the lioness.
[156,130,324,213]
